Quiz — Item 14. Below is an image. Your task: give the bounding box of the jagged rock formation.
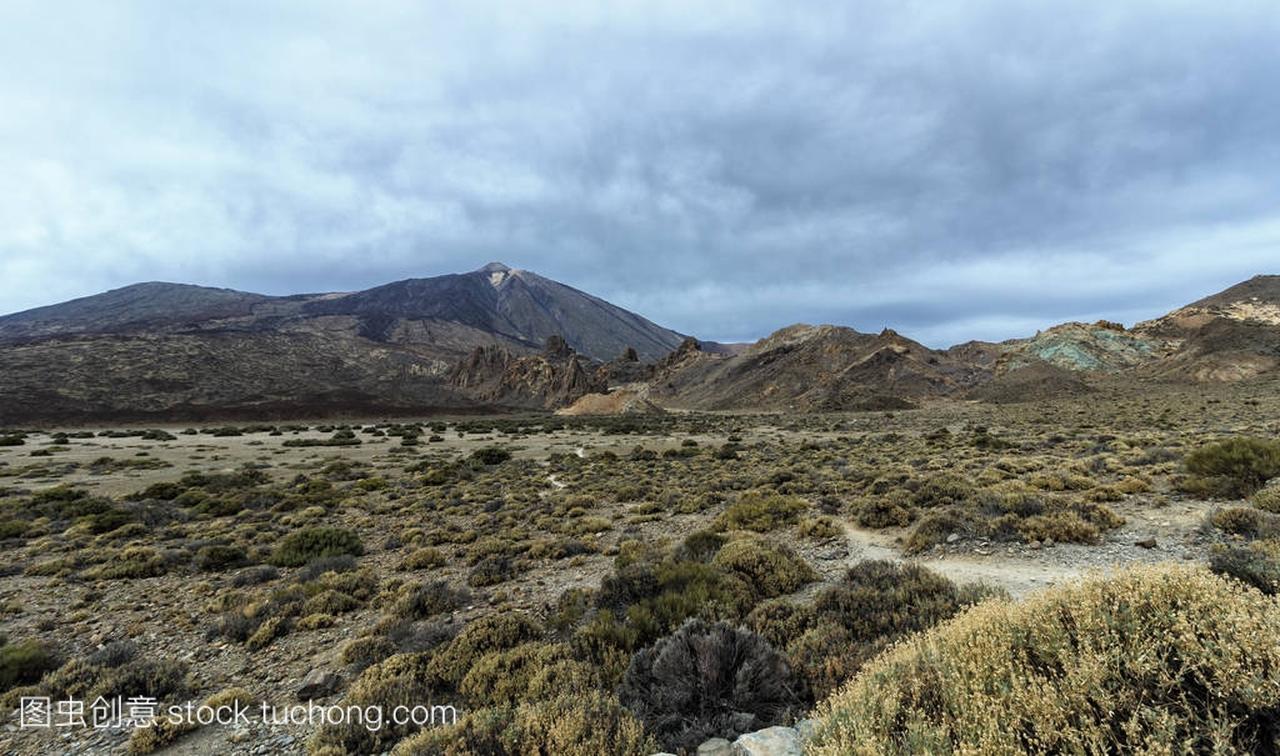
[448,337,605,410]
[594,346,654,387]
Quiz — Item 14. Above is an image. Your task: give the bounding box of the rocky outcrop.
[448,336,606,409]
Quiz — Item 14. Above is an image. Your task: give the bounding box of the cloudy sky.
[1,1,1278,347]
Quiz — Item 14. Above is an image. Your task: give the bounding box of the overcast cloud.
[1,0,1278,347]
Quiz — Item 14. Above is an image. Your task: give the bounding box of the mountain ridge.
[1,268,1278,421]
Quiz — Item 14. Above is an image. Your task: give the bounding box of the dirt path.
[836,498,1217,599]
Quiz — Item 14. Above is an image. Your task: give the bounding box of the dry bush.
[809,565,1280,755]
[392,691,655,756]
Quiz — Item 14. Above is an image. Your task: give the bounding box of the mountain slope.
[300,263,683,361]
[0,263,684,422]
[0,282,277,342]
[648,325,989,411]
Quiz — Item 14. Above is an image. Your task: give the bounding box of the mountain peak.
[477,262,512,273]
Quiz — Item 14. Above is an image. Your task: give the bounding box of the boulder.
[295,668,341,700]
[731,726,803,756]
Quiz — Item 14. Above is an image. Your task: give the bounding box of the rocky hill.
[647,325,990,411]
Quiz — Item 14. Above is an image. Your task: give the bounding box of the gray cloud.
[1,0,1278,347]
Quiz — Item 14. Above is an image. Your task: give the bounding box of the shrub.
[245,617,291,651]
[269,527,363,567]
[1252,480,1280,513]
[618,619,802,752]
[1015,511,1099,544]
[394,691,654,756]
[856,495,914,528]
[394,580,469,620]
[304,590,361,616]
[1210,506,1280,540]
[89,658,188,701]
[399,547,447,570]
[809,565,1280,755]
[781,560,986,701]
[797,516,841,540]
[127,716,197,754]
[309,653,439,754]
[427,614,543,688]
[1209,541,1280,595]
[910,474,975,508]
[458,642,594,706]
[0,639,59,692]
[340,635,398,671]
[471,447,513,465]
[84,547,168,579]
[714,494,807,532]
[709,538,817,599]
[467,555,516,587]
[1183,437,1280,499]
[293,555,358,582]
[903,511,967,554]
[745,599,818,650]
[672,530,726,563]
[195,544,249,572]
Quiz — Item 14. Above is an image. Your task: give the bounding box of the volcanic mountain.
[0,263,683,422]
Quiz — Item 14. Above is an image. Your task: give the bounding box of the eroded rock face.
[448,339,605,409]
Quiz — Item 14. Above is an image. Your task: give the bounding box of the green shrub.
[714,494,807,532]
[618,619,802,752]
[269,527,363,567]
[856,494,914,528]
[88,658,188,701]
[394,580,469,620]
[427,614,543,688]
[710,538,817,599]
[339,635,398,671]
[0,639,59,692]
[195,544,249,572]
[310,653,439,753]
[809,566,1280,755]
[127,716,197,754]
[670,530,725,563]
[471,447,513,465]
[910,474,975,508]
[467,555,516,587]
[1183,437,1280,498]
[84,547,168,579]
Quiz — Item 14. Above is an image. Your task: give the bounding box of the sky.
[1,1,1278,348]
